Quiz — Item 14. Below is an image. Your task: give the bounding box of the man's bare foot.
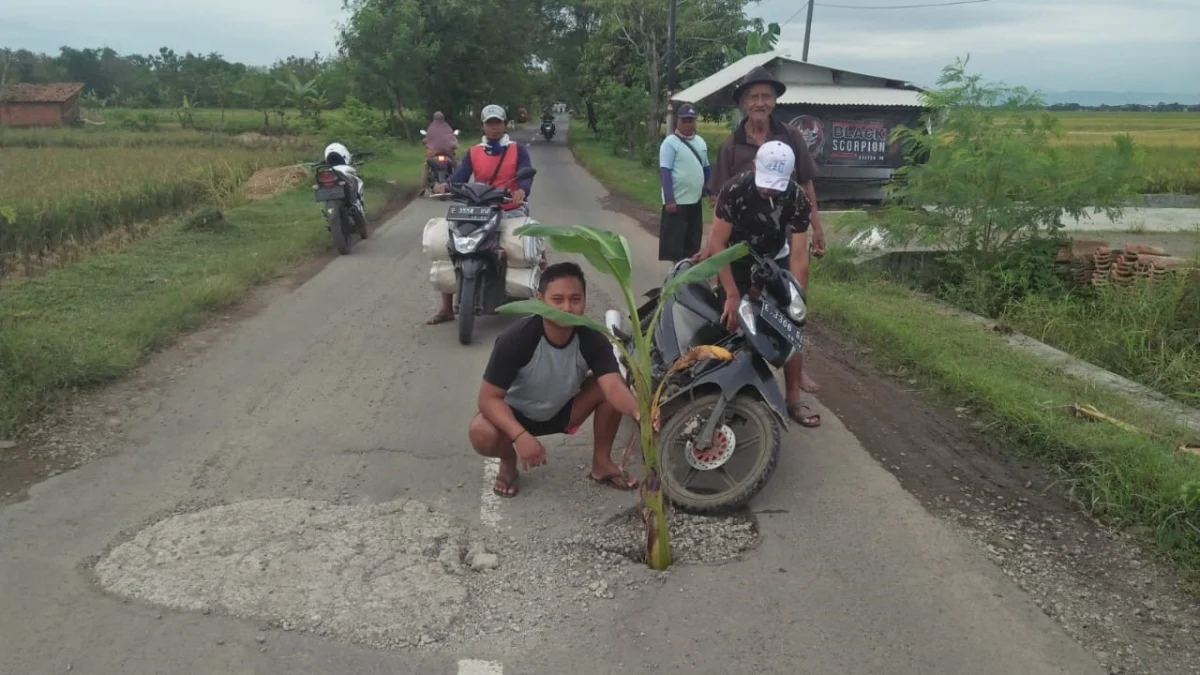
[800,372,820,393]
[589,459,638,490]
[493,459,519,498]
[425,312,454,326]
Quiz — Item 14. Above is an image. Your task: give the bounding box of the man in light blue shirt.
[658,103,711,262]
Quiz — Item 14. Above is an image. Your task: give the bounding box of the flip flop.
[787,401,822,428]
[425,313,454,326]
[492,474,519,498]
[588,471,638,491]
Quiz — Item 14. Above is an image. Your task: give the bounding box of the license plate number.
[448,205,493,221]
[761,301,804,351]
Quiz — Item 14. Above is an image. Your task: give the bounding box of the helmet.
[324,142,351,166]
[481,104,507,122]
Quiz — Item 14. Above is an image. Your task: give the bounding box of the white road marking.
[480,457,502,528]
[458,658,504,675]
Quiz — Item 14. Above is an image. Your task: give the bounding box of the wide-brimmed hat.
[732,65,787,104]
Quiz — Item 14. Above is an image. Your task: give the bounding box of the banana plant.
[497,224,748,570]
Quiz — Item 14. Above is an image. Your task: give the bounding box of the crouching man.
[468,262,642,497]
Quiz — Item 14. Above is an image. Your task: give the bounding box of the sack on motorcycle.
[504,265,540,300]
[427,260,540,299]
[429,260,457,294]
[421,216,545,268]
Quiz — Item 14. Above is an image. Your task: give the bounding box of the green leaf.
[514,224,633,287]
[660,243,750,300]
[496,299,612,336]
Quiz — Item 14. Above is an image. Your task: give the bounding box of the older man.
[704,65,825,399]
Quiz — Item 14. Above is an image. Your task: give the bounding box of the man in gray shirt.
[468,262,642,497]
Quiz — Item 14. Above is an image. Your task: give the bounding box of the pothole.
[568,507,760,565]
[93,498,474,649]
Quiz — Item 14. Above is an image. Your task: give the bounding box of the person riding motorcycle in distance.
[422,111,459,187]
[426,104,536,326]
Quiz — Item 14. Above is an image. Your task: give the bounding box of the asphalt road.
[0,118,1103,675]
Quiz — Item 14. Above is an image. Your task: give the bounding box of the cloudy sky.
[2,0,1197,98]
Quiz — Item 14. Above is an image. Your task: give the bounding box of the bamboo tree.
[498,224,748,570]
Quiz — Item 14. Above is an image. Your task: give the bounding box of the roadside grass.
[570,130,1200,577]
[0,142,426,440]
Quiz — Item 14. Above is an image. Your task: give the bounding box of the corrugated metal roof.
[780,86,926,107]
[0,82,86,104]
[672,51,780,104]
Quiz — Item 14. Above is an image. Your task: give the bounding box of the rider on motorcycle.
[322,142,365,219]
[422,111,459,187]
[426,104,536,326]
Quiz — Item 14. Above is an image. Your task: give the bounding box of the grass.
[569,126,1200,577]
[0,141,427,440]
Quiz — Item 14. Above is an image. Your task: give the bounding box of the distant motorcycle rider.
[427,104,536,326]
[422,111,459,188]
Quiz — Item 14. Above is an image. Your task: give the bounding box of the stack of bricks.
[1055,239,1192,288]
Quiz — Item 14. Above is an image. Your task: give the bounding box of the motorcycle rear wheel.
[657,392,781,514]
[329,209,351,255]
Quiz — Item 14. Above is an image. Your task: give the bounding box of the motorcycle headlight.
[452,230,486,253]
[737,297,757,335]
[786,279,808,324]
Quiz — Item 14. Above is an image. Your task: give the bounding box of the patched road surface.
[0,118,1104,674]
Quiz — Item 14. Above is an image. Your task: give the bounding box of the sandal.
[787,401,822,428]
[588,471,638,491]
[425,312,454,326]
[492,474,519,498]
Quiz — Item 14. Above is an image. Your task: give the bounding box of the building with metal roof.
[673,51,930,202]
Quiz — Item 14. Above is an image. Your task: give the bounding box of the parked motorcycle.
[429,166,541,345]
[310,143,372,255]
[540,118,555,141]
[419,128,461,195]
[603,247,807,513]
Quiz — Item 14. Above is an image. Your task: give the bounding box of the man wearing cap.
[704,140,822,428]
[656,102,711,262]
[705,64,825,394]
[427,104,536,325]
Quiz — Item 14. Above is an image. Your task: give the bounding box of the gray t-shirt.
[482,316,620,421]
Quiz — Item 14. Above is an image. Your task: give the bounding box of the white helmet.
[324,142,352,166]
[481,104,507,122]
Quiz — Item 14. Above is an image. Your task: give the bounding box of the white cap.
[481,104,507,122]
[754,140,795,191]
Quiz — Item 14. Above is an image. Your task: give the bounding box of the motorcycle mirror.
[515,167,537,180]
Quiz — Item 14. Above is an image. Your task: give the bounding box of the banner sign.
[775,105,923,168]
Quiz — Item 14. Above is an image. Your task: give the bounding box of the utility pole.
[802,0,815,61]
[665,0,678,135]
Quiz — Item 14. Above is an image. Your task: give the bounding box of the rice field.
[0,125,310,273]
[697,111,1200,194]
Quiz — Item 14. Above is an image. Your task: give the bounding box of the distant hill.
[1043,91,1200,107]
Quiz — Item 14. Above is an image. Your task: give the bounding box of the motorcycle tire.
[329,209,351,255]
[657,392,781,514]
[457,275,477,345]
[354,209,369,239]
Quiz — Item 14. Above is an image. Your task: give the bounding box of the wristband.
[512,429,528,443]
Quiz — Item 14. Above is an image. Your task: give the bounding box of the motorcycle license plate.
[447,205,493,222]
[760,301,804,351]
[314,186,344,202]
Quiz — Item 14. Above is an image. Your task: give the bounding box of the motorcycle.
[539,118,555,141]
[430,166,541,345]
[603,247,807,513]
[419,128,461,195]
[310,143,372,255]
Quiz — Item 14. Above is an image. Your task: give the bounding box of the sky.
[2,0,1198,99]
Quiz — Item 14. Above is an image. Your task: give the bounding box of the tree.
[846,57,1143,265]
[497,225,748,570]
